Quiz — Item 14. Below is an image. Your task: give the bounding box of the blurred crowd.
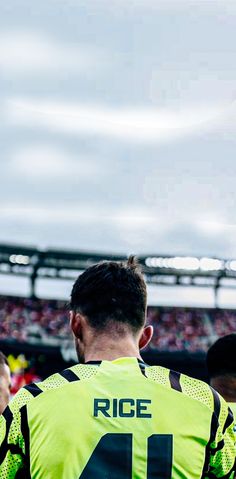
[148,308,211,352]
[0,295,235,352]
[0,296,70,343]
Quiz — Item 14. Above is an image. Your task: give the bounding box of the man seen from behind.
[0,257,235,478]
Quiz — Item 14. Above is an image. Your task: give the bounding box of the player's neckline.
[85,360,102,365]
[84,358,148,366]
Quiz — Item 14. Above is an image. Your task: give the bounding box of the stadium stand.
[0,245,235,390]
[0,295,235,352]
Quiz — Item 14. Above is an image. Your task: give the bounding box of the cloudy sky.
[1,0,236,304]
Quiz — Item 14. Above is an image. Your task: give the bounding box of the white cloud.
[0,203,156,226]
[5,97,232,143]
[0,31,105,74]
[10,144,100,180]
[195,216,227,235]
[112,209,156,229]
[1,199,236,237]
[0,204,104,224]
[94,0,236,13]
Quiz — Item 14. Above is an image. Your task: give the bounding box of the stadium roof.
[1,244,236,298]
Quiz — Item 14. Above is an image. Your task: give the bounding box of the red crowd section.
[0,295,235,352]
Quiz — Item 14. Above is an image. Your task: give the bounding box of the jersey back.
[24,358,231,479]
[0,357,235,479]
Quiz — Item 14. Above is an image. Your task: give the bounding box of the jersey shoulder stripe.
[0,408,13,464]
[24,383,43,397]
[20,405,30,476]
[138,361,147,377]
[169,370,182,392]
[222,409,234,435]
[201,391,222,477]
[14,363,100,409]
[146,365,214,410]
[59,369,80,382]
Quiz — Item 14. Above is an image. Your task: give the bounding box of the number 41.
[79,433,173,478]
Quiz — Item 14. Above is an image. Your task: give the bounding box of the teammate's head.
[0,352,11,414]
[206,334,236,402]
[70,256,153,362]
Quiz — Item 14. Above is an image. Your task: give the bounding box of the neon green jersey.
[228,403,236,432]
[0,357,235,479]
[228,403,236,419]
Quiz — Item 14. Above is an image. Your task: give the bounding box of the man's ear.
[70,311,84,339]
[139,325,153,350]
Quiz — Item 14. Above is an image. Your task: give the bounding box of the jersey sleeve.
[0,373,71,479]
[0,388,32,479]
[206,394,236,479]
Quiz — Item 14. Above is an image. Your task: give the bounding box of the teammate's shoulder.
[146,364,215,410]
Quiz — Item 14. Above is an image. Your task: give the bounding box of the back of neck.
[84,335,142,363]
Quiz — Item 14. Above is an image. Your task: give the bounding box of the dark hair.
[0,351,8,368]
[70,256,147,333]
[206,334,236,378]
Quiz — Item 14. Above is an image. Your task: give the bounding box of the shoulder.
[146,364,216,411]
[9,363,100,412]
[146,365,233,435]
